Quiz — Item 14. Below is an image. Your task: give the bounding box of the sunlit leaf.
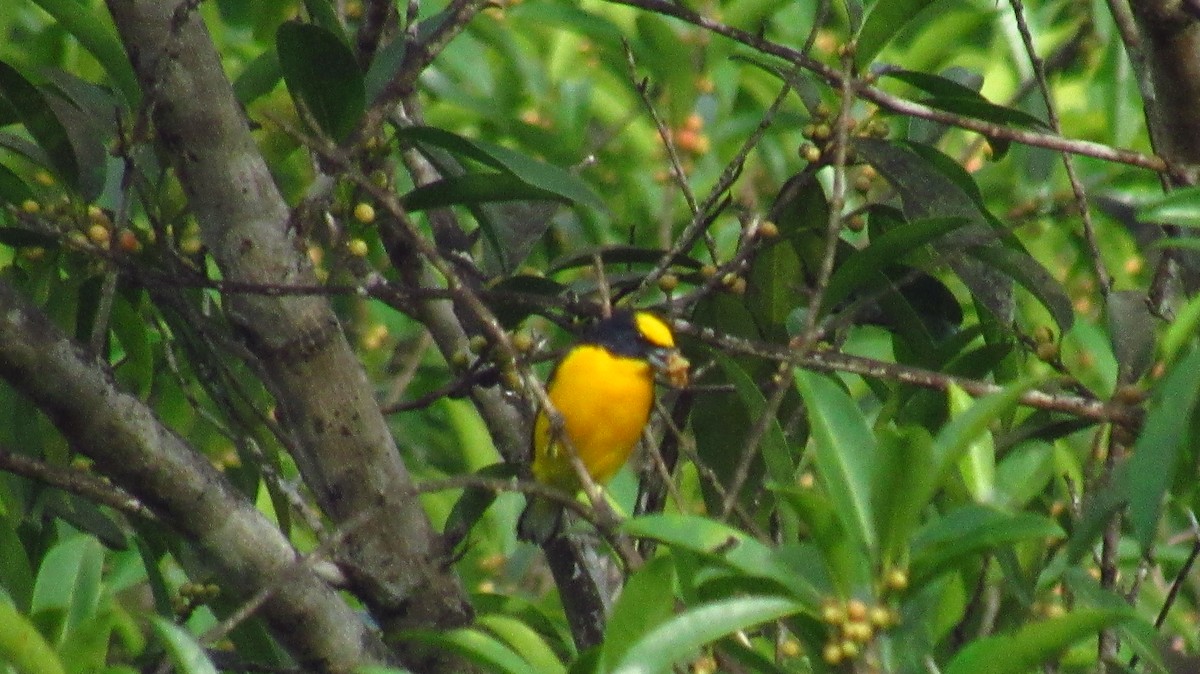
[151,618,219,674]
[794,370,878,558]
[944,609,1127,674]
[0,61,79,189]
[609,596,803,674]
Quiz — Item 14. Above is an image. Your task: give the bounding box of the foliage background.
[0,0,1198,673]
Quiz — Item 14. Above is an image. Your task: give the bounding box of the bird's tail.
[517,495,563,544]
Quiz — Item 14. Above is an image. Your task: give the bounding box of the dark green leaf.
[964,244,1074,332]
[395,126,606,212]
[363,35,407,102]
[824,216,968,309]
[233,50,282,105]
[443,463,520,546]
[856,0,944,66]
[276,22,364,142]
[911,505,1063,584]
[0,61,80,189]
[882,69,1049,129]
[548,245,702,273]
[400,173,571,212]
[1106,290,1155,386]
[713,352,793,486]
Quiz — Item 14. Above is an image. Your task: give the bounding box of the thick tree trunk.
[101,0,473,668]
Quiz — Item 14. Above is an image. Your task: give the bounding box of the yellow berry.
[846,598,868,621]
[87,223,111,246]
[758,221,780,239]
[821,601,846,625]
[884,568,909,591]
[657,273,679,293]
[846,214,866,232]
[180,237,203,255]
[21,199,39,214]
[34,170,54,186]
[843,620,873,642]
[779,638,802,658]
[869,605,894,628]
[468,335,489,354]
[699,264,718,279]
[800,143,822,163]
[347,238,369,257]
[353,202,376,224]
[1036,341,1059,361]
[822,643,844,664]
[512,331,534,353]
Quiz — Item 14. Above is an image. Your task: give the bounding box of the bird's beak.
[649,348,690,388]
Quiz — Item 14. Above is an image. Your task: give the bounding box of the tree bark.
[101,0,473,668]
[0,280,387,672]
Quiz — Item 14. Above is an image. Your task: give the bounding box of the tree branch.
[0,280,388,672]
[101,1,473,669]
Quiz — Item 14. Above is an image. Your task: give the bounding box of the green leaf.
[1124,346,1200,550]
[233,50,283,105]
[622,514,821,606]
[150,618,219,674]
[548,245,702,273]
[1136,185,1200,228]
[476,614,566,674]
[0,599,66,674]
[873,426,934,569]
[394,126,606,212]
[747,240,802,335]
[442,462,520,546]
[27,0,139,103]
[911,505,1063,585]
[0,61,79,189]
[882,70,1049,130]
[824,216,967,310]
[949,384,994,503]
[0,161,32,206]
[713,352,793,486]
[793,370,878,556]
[856,0,945,66]
[609,596,802,674]
[944,609,1127,674]
[1162,290,1200,364]
[603,556,676,669]
[1106,290,1155,386]
[30,535,104,644]
[964,244,1074,333]
[276,22,364,142]
[400,628,534,674]
[916,380,1036,513]
[400,172,574,212]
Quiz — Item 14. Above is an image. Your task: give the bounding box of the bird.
[517,310,689,544]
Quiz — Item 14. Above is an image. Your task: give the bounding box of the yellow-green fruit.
[353,202,376,224]
[347,238,369,257]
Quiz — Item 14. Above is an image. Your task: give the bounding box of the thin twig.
[604,0,1176,178]
[1007,0,1112,294]
[0,446,157,521]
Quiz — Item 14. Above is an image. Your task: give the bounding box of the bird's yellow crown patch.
[633,311,675,349]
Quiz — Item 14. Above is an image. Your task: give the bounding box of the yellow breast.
[531,344,655,491]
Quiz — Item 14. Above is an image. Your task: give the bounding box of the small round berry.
[353,202,376,224]
[657,273,679,293]
[347,238,370,257]
[21,199,40,214]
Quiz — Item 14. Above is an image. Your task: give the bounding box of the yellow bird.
[517,310,689,543]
